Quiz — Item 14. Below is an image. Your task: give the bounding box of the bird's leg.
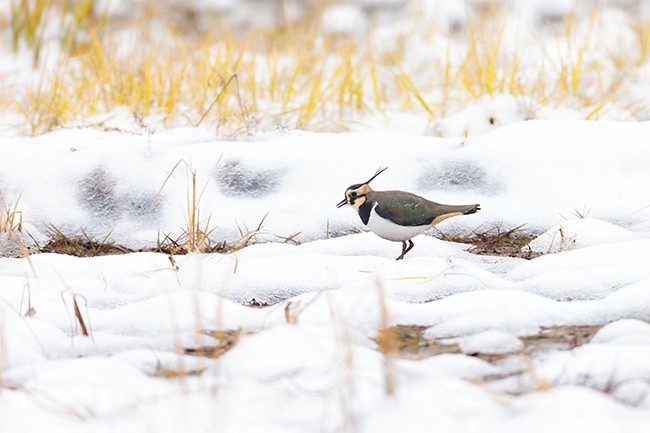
[403,239,415,257]
[396,241,408,260]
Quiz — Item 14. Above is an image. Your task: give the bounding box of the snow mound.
[527,218,644,254]
[434,94,537,137]
[507,240,650,300]
[591,319,650,345]
[457,330,524,355]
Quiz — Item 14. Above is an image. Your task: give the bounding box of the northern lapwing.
[336,167,480,260]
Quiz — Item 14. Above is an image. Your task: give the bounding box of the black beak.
[336,198,347,208]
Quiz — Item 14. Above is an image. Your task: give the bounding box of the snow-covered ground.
[2,119,650,432]
[2,120,650,248]
[2,0,650,432]
[3,232,650,432]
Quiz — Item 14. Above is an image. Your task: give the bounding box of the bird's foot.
[395,240,414,260]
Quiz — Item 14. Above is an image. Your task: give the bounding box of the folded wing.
[373,191,480,227]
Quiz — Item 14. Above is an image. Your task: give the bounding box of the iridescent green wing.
[374,191,479,227]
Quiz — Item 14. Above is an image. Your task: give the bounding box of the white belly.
[366,206,431,242]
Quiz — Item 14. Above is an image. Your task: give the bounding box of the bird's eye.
[351,192,357,197]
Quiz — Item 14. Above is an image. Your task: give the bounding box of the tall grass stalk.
[0,193,23,235]
[8,2,648,135]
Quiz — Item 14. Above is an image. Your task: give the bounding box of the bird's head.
[336,167,387,209]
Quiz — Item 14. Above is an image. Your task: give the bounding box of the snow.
[1,120,650,432]
[507,240,650,299]
[591,319,650,345]
[2,221,650,431]
[456,330,524,354]
[527,218,645,254]
[2,0,650,432]
[1,120,649,250]
[1,119,650,433]
[322,4,367,35]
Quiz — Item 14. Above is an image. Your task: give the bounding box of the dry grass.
[459,15,515,98]
[543,224,577,254]
[153,160,216,254]
[376,323,608,398]
[10,0,97,57]
[38,226,131,256]
[5,2,648,135]
[183,329,246,358]
[375,325,461,360]
[1,219,295,259]
[61,289,93,339]
[150,159,300,256]
[153,364,206,379]
[434,223,542,259]
[521,325,600,351]
[0,193,23,235]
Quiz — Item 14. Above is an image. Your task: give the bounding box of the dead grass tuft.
[152,364,206,379]
[375,325,461,360]
[521,325,601,351]
[434,223,541,259]
[38,227,132,257]
[183,328,246,358]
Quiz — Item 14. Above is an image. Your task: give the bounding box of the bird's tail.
[429,203,480,226]
[437,203,480,215]
[461,204,480,215]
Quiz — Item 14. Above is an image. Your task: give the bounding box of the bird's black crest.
[365,167,388,184]
[345,167,387,191]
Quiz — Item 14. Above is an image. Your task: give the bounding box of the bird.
[336,167,480,260]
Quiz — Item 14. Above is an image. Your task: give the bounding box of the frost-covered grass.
[3,0,650,135]
[3,1,650,432]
